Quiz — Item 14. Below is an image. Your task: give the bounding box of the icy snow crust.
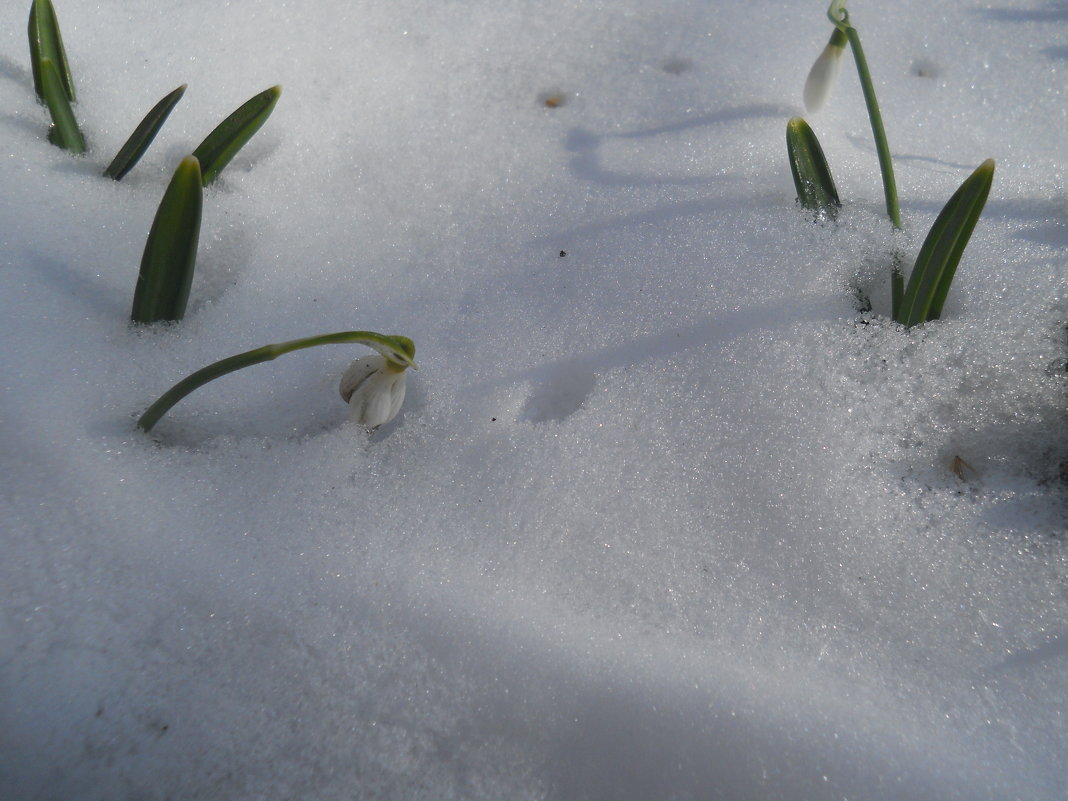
[2,0,1066,798]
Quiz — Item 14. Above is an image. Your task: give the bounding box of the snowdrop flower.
[803,27,847,113]
[137,330,417,433]
[339,336,416,428]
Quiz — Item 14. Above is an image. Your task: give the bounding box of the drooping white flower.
[803,28,847,113]
[339,355,408,428]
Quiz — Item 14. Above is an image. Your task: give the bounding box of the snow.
[2,0,1066,798]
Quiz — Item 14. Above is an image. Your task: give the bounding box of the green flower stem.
[136,331,416,432]
[828,1,901,230]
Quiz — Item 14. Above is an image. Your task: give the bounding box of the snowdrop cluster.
[790,0,994,329]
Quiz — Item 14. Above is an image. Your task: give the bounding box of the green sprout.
[895,160,995,327]
[104,85,187,180]
[786,117,840,219]
[137,332,417,432]
[39,57,84,153]
[28,0,73,103]
[127,88,283,324]
[131,156,203,324]
[29,0,83,153]
[803,2,995,328]
[192,85,282,185]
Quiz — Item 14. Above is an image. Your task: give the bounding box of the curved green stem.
[827,0,848,26]
[844,27,901,229]
[136,330,416,432]
[826,1,901,230]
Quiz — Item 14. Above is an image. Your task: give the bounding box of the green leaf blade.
[104,84,187,181]
[131,156,203,324]
[40,57,84,153]
[786,117,840,220]
[896,159,995,328]
[28,0,74,102]
[192,85,281,186]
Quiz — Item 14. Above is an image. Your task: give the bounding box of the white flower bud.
[339,354,408,428]
[803,32,847,113]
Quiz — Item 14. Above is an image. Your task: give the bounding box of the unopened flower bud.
[803,28,848,113]
[340,355,409,428]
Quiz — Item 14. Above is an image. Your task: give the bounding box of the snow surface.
[2,0,1067,798]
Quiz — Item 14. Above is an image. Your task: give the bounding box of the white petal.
[339,355,385,403]
[803,44,844,113]
[347,369,407,428]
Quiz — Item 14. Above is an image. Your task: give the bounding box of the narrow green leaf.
[786,117,840,219]
[104,84,187,181]
[28,0,74,102]
[192,85,281,185]
[896,159,995,328]
[136,331,417,432]
[40,57,84,153]
[131,156,203,324]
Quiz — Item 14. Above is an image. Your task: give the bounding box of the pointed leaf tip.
[131,156,203,324]
[896,159,995,327]
[786,117,840,219]
[28,0,74,102]
[104,84,188,180]
[192,85,282,185]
